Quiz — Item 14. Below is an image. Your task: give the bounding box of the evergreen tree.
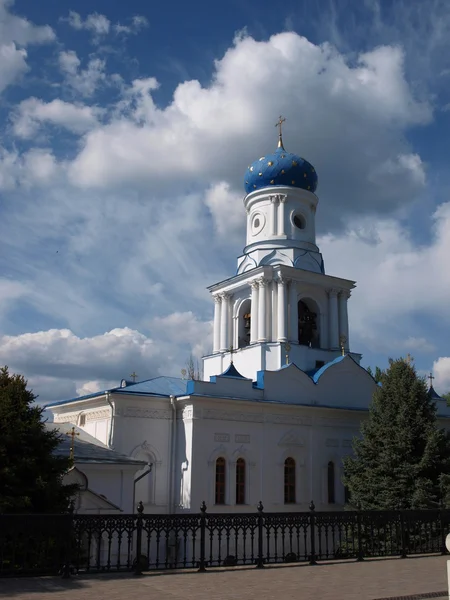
[344,358,450,510]
[0,366,77,513]
[366,365,384,384]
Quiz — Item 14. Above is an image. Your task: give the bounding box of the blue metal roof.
[45,423,146,466]
[115,376,188,396]
[45,376,188,409]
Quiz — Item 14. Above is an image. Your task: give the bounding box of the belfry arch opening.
[237,299,251,348]
[298,298,320,348]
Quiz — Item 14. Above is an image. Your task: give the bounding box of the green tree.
[0,366,77,513]
[366,365,384,384]
[344,357,450,510]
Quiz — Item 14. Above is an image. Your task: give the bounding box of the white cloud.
[0,1,55,95]
[320,201,450,351]
[67,32,430,232]
[0,0,55,46]
[0,147,59,190]
[12,97,101,137]
[0,43,27,94]
[204,182,244,240]
[0,323,211,404]
[58,50,106,97]
[433,358,450,395]
[63,11,110,37]
[114,15,148,35]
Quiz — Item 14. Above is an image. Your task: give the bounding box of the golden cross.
[229,345,235,364]
[130,371,138,383]
[66,426,80,461]
[275,115,286,148]
[428,372,435,387]
[284,342,291,365]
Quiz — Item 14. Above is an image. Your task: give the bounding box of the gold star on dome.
[250,166,254,172]
[291,180,295,185]
[304,173,307,178]
[268,161,273,166]
[259,157,265,161]
[270,180,274,184]
[292,160,298,166]
[281,169,285,174]
[258,172,263,176]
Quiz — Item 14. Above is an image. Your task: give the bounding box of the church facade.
[46,125,450,514]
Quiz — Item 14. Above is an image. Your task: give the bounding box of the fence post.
[309,501,317,565]
[134,501,144,576]
[440,499,446,556]
[256,501,264,569]
[61,500,75,579]
[399,507,407,559]
[197,501,207,572]
[356,504,364,562]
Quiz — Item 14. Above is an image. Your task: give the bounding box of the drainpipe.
[133,463,153,513]
[106,392,115,448]
[169,395,177,513]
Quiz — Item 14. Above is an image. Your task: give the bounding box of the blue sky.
[2,0,450,402]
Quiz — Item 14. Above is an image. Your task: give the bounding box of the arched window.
[298,300,319,347]
[284,457,296,504]
[215,457,226,504]
[236,458,246,504]
[238,299,252,348]
[327,461,335,504]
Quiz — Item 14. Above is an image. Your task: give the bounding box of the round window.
[251,213,265,235]
[293,214,306,230]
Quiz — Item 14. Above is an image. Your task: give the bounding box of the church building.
[46,122,450,514]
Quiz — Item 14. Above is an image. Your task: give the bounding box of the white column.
[220,292,230,352]
[288,280,298,343]
[338,291,350,351]
[328,289,339,349]
[213,295,222,353]
[258,279,268,342]
[250,281,259,344]
[277,195,286,236]
[277,276,287,342]
[270,196,278,235]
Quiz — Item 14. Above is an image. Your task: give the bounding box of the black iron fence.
[1,501,449,577]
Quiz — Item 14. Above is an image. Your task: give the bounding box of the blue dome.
[244,145,318,195]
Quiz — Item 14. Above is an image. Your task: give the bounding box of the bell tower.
[202,119,360,381]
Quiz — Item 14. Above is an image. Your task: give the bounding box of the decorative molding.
[124,407,171,420]
[326,438,339,447]
[339,290,351,299]
[278,430,305,447]
[54,412,78,424]
[257,278,270,288]
[250,279,260,290]
[235,434,250,443]
[203,409,264,423]
[327,288,339,298]
[214,433,230,442]
[182,406,193,420]
[220,292,233,302]
[276,194,287,203]
[86,409,110,422]
[213,294,222,304]
[267,414,312,426]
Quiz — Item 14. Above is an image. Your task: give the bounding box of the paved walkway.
[0,556,449,600]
